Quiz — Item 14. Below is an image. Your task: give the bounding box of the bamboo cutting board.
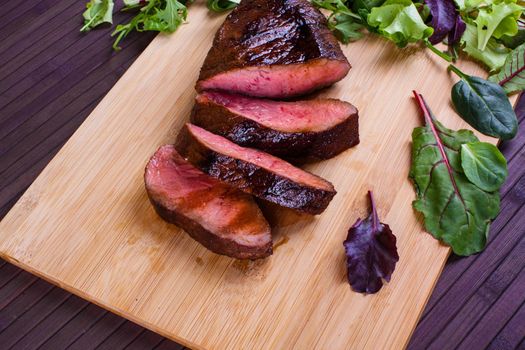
[0,3,500,349]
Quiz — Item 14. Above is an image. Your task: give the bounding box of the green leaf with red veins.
[409,92,500,256]
[489,43,525,95]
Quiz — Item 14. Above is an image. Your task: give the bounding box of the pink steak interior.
[198,91,356,133]
[145,145,270,245]
[198,59,350,99]
[187,124,334,191]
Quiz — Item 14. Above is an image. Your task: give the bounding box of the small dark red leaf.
[448,15,466,46]
[343,191,399,294]
[425,0,459,44]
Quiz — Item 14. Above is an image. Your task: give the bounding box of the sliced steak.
[176,124,337,214]
[196,0,351,98]
[145,145,272,259]
[192,91,360,159]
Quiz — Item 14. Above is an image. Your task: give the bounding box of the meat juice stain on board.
[230,258,271,281]
[273,236,290,251]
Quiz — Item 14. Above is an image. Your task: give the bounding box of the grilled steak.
[176,124,337,214]
[192,91,360,159]
[196,0,351,98]
[145,145,272,259]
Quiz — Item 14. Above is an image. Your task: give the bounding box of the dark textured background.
[0,1,524,349]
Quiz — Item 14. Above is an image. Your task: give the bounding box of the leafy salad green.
[80,0,239,50]
[81,0,525,75]
[314,0,525,70]
[410,92,508,256]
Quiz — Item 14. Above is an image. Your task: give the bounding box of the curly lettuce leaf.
[475,1,523,50]
[367,0,434,47]
[461,23,510,71]
[455,0,488,11]
[343,191,398,294]
[81,0,114,32]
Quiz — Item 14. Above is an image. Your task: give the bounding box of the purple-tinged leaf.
[425,0,457,44]
[448,15,466,46]
[343,191,399,294]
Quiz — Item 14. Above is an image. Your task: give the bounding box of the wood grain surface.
[1,1,524,349]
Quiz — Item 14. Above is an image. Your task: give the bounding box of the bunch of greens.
[312,1,521,181]
[313,0,525,71]
[410,92,508,256]
[80,0,239,50]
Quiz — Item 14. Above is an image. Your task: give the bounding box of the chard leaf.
[343,191,398,294]
[460,142,508,192]
[81,0,114,32]
[367,0,434,47]
[410,92,500,256]
[489,43,525,94]
[461,23,510,71]
[450,65,518,140]
[475,2,523,51]
[425,0,458,44]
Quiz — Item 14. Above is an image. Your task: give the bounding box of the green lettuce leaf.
[367,0,433,47]
[475,1,523,50]
[455,0,488,11]
[461,23,510,71]
[81,0,114,32]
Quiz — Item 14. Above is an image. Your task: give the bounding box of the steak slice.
[192,91,360,159]
[176,124,337,214]
[145,145,272,259]
[196,0,351,98]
